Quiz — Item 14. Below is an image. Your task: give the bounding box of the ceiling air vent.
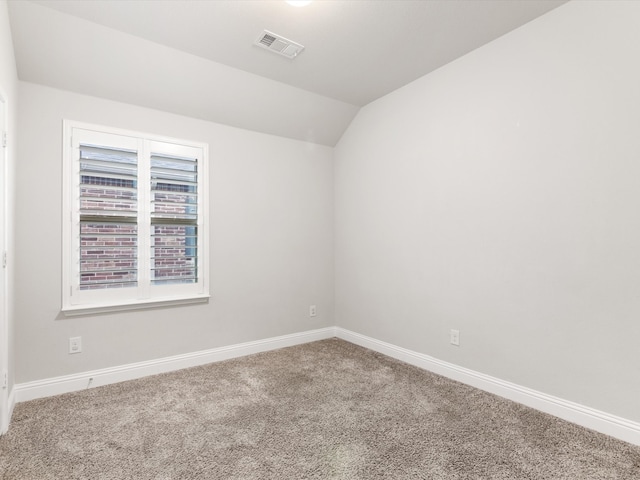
[255,30,305,59]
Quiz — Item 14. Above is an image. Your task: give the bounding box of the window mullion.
[137,139,151,298]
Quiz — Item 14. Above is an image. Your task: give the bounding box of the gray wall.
[334,0,640,422]
[15,82,334,383]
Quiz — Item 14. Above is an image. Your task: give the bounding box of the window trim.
[62,120,209,316]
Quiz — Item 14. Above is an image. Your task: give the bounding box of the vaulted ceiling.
[8,0,567,146]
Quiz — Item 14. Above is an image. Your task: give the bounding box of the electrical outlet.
[309,305,317,317]
[450,329,460,346]
[69,336,82,354]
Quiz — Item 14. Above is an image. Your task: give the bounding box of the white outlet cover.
[69,336,82,354]
[450,329,460,346]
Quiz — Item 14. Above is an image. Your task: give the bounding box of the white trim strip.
[61,294,210,317]
[1,387,15,436]
[334,327,640,446]
[7,387,14,424]
[14,327,336,403]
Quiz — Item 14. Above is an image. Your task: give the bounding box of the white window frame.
[62,120,209,315]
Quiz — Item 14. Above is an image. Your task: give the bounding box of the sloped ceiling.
[8,0,567,146]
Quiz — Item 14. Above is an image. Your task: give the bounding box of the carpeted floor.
[0,338,638,479]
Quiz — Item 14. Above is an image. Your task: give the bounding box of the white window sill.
[61,295,210,317]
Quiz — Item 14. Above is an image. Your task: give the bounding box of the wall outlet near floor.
[69,336,82,354]
[309,305,317,317]
[450,329,460,346]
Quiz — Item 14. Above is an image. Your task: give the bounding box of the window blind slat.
[80,145,137,163]
[81,160,137,175]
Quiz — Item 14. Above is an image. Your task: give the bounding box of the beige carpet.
[0,338,638,479]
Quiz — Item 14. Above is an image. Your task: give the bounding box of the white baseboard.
[0,387,14,435]
[334,327,640,446]
[14,327,336,404]
[12,325,639,446]
[8,386,14,424]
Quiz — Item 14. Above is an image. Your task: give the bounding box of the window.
[63,121,209,314]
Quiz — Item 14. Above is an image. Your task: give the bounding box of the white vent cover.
[255,30,305,59]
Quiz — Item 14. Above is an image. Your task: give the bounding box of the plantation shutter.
[64,121,208,314]
[150,153,199,285]
[78,144,138,290]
